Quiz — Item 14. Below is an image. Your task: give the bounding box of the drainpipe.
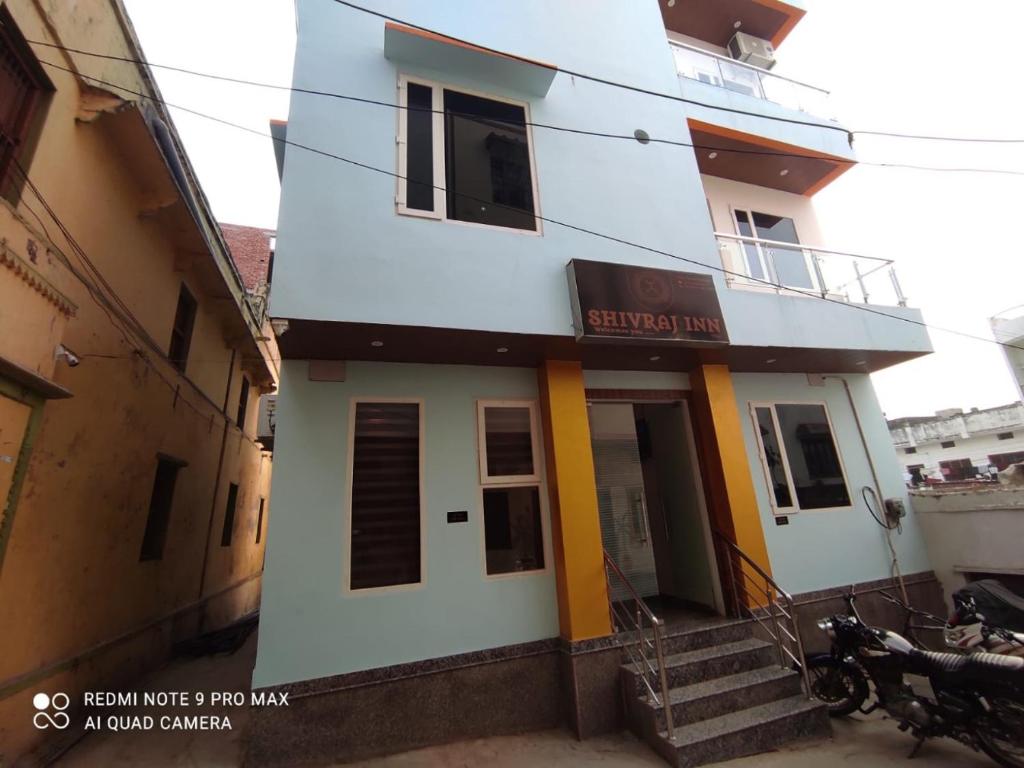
[824,375,910,605]
[196,349,236,629]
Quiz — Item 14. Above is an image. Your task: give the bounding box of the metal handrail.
[712,531,813,699]
[603,550,677,742]
[714,232,893,265]
[668,39,830,95]
[714,232,908,307]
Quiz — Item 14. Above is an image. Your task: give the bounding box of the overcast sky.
[123,0,1024,419]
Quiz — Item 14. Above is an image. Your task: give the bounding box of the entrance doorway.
[588,399,722,617]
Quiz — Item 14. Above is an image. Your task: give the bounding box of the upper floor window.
[397,75,538,232]
[236,375,250,429]
[168,284,197,372]
[734,209,814,290]
[751,402,851,514]
[0,7,53,204]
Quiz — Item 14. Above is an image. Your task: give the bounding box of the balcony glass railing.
[716,233,908,308]
[669,40,831,118]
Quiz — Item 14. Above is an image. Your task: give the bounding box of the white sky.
[123,0,1024,420]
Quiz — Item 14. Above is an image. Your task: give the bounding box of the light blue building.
[251,2,941,765]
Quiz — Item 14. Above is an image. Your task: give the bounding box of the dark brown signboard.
[568,259,729,345]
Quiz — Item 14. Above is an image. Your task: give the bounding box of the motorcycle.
[947,580,1024,658]
[806,590,1024,767]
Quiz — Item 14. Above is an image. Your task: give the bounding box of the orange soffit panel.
[753,0,807,46]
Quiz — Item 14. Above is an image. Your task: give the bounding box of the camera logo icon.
[32,692,70,730]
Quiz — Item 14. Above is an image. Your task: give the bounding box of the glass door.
[734,210,816,290]
[588,403,658,601]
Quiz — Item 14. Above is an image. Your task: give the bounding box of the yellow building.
[0,0,277,760]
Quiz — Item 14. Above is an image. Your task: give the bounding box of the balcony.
[991,305,1024,344]
[670,39,830,117]
[716,233,908,308]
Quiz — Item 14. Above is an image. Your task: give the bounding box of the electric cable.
[9,159,257,426]
[22,36,1024,177]
[325,0,1024,146]
[34,57,1024,359]
[863,485,911,608]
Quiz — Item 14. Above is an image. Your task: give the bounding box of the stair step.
[623,638,777,691]
[648,666,803,731]
[652,695,830,768]
[659,619,752,656]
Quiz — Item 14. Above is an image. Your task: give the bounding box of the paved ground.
[58,634,994,767]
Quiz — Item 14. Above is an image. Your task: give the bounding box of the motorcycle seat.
[916,649,1024,674]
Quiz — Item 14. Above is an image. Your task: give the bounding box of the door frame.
[585,389,725,615]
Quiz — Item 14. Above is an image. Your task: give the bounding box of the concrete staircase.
[620,618,830,767]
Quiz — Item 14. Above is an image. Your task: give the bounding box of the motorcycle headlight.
[817,618,836,641]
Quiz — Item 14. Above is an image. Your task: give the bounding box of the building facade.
[253,1,940,764]
[889,402,1024,484]
[0,1,276,761]
[992,306,1024,401]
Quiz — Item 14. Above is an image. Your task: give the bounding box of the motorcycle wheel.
[806,655,869,717]
[975,698,1024,768]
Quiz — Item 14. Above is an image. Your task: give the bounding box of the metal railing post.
[890,266,907,307]
[768,592,786,670]
[853,260,869,304]
[785,594,813,698]
[809,249,828,298]
[603,550,677,737]
[652,617,676,742]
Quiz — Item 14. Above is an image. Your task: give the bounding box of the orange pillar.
[537,360,612,641]
[690,364,773,603]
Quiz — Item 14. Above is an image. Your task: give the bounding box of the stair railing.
[712,531,812,699]
[603,550,677,742]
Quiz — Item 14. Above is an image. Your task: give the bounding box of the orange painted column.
[690,363,773,607]
[537,360,612,641]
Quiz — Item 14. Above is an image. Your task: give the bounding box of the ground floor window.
[750,402,851,513]
[348,400,423,591]
[477,401,545,576]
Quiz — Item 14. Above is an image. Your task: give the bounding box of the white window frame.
[749,400,853,515]
[731,207,818,292]
[342,397,427,596]
[476,400,542,485]
[396,73,543,235]
[476,399,550,580]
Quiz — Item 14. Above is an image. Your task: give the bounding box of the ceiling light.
[734,20,742,29]
[371,340,384,347]
[779,169,790,177]
[667,0,676,6]
[496,347,509,353]
[649,355,661,362]
[708,151,718,159]
[855,360,867,366]
[765,358,776,364]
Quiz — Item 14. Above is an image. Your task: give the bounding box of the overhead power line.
[24,38,1024,178]
[33,57,1024,356]
[326,0,1024,146]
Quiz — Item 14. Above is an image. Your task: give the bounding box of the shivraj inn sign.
[567,259,729,345]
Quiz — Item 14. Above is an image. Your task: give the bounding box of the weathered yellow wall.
[0,0,274,761]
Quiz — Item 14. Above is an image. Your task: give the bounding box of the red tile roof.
[220,222,275,293]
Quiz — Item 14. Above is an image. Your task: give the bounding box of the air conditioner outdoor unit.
[728,31,776,70]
